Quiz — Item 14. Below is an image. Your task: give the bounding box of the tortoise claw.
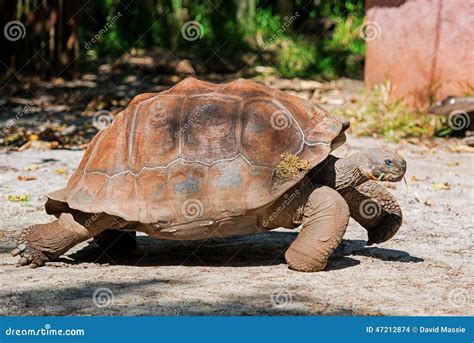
[18,256,29,266]
[13,226,50,268]
[11,243,26,257]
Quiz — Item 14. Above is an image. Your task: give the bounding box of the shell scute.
[129,97,181,173]
[240,99,303,167]
[181,97,240,164]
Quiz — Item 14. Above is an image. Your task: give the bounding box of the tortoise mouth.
[367,171,404,182]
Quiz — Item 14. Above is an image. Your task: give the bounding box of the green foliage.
[76,0,366,79]
[276,39,318,78]
[335,83,444,141]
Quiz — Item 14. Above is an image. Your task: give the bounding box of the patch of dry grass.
[335,82,444,141]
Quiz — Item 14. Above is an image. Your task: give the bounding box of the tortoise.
[12,77,407,272]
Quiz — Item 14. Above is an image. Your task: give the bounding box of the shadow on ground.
[0,277,358,316]
[63,232,423,269]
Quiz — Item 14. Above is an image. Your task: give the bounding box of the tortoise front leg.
[285,186,350,272]
[341,180,402,245]
[12,211,119,268]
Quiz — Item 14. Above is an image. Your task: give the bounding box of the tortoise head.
[358,148,407,182]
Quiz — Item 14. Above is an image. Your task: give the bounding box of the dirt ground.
[0,135,472,316]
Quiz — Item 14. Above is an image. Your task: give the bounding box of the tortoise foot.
[11,226,51,268]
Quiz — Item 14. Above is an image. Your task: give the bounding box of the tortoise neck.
[333,154,368,191]
[310,154,368,192]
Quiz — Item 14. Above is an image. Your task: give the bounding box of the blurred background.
[0,0,472,150]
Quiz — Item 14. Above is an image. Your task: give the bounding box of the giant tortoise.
[12,77,406,272]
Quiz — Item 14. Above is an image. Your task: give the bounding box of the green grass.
[335,83,444,141]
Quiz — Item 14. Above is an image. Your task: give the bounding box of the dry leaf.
[29,134,39,141]
[447,162,459,167]
[24,164,40,171]
[17,176,37,181]
[8,194,30,202]
[449,145,474,153]
[432,182,451,190]
[413,192,422,203]
[19,140,59,151]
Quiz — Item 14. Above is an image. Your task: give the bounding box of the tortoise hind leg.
[94,229,137,252]
[12,211,120,268]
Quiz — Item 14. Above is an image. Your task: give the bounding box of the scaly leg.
[341,180,402,245]
[263,184,350,272]
[12,211,121,268]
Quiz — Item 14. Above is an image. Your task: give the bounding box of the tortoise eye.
[384,159,393,167]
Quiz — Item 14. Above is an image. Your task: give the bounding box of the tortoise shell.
[48,77,346,224]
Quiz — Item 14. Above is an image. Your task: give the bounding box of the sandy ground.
[0,136,472,316]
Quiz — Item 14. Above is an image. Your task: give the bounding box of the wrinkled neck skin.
[309,153,368,192]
